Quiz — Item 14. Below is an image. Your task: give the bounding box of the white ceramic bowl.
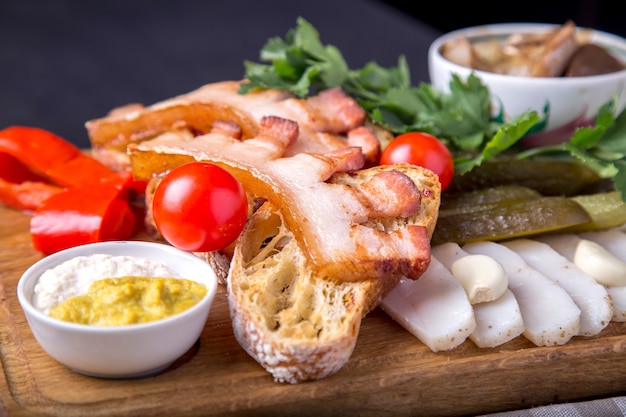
[428,23,626,145]
[17,240,218,379]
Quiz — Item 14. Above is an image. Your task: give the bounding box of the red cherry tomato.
[380,132,454,191]
[152,162,248,252]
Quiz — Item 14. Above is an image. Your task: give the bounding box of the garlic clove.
[450,254,508,304]
[574,239,626,287]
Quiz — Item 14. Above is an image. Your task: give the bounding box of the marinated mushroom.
[441,21,625,77]
[566,43,626,76]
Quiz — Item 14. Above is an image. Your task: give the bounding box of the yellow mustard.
[49,276,207,326]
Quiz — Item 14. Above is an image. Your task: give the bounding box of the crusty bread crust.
[227,164,440,383]
[228,202,368,383]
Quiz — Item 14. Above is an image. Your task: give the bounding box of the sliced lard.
[380,256,476,352]
[504,239,612,336]
[537,233,626,322]
[463,241,581,346]
[605,286,626,321]
[431,243,524,348]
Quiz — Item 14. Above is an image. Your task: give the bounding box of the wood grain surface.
[1,204,626,417]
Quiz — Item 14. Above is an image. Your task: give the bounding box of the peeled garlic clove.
[574,239,626,287]
[432,243,524,347]
[450,254,508,304]
[580,229,626,262]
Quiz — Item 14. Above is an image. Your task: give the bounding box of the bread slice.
[227,163,440,383]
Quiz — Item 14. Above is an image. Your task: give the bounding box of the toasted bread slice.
[227,164,440,384]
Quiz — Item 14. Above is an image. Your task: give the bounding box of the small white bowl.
[428,23,626,145]
[17,240,218,379]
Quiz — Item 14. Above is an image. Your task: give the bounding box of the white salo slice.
[432,243,524,348]
[504,239,612,337]
[463,241,581,347]
[380,256,476,352]
[538,233,626,322]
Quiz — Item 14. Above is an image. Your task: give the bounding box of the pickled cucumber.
[448,158,601,196]
[432,196,592,245]
[563,191,626,232]
[441,185,542,212]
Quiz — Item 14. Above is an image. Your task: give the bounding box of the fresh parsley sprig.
[240,17,626,200]
[241,19,536,167]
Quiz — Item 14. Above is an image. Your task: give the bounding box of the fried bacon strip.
[87,81,381,170]
[129,115,439,282]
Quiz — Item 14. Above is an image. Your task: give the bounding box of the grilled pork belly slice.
[135,115,299,282]
[128,113,440,383]
[87,80,381,170]
[87,81,286,151]
[129,116,440,283]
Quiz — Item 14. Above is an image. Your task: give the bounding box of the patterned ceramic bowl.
[428,23,626,146]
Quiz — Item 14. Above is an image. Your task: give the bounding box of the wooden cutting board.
[1,204,625,417]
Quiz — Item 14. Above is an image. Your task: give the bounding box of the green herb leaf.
[240,17,350,96]
[242,19,540,168]
[614,160,626,201]
[240,17,626,200]
[517,100,626,201]
[454,111,541,175]
[594,100,626,154]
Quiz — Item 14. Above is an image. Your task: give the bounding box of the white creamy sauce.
[32,254,179,314]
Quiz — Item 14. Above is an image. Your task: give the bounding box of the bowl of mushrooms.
[428,21,626,146]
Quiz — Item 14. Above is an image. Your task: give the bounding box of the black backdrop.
[1,0,623,148]
[385,0,626,39]
[0,0,442,148]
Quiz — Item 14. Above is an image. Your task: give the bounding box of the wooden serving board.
[1,205,626,417]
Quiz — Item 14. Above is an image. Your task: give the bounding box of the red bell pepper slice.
[0,152,65,211]
[0,179,64,212]
[0,125,146,254]
[0,152,52,184]
[0,126,119,189]
[30,172,137,255]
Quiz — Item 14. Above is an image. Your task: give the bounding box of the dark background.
[0,0,622,148]
[385,0,625,39]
